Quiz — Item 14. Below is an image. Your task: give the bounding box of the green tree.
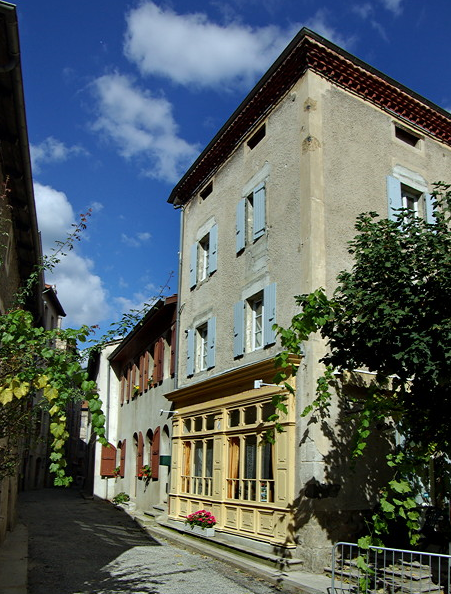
[273,182,451,545]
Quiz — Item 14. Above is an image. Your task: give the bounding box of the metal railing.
[330,542,451,594]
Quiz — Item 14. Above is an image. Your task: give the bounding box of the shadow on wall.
[274,377,396,571]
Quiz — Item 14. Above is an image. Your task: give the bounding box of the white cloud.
[352,3,373,19]
[34,182,110,327]
[380,0,402,15]
[31,137,87,173]
[121,231,151,248]
[91,73,199,182]
[124,2,299,89]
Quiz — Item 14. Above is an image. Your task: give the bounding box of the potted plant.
[184,510,216,537]
[112,492,130,506]
[137,464,152,483]
[112,466,121,478]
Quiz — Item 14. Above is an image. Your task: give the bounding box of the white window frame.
[196,323,208,372]
[248,292,263,351]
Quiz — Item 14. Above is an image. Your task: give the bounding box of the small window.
[196,324,208,371]
[395,125,420,148]
[183,419,192,434]
[194,416,203,432]
[206,414,215,431]
[247,124,266,150]
[402,185,423,219]
[262,401,276,422]
[200,181,213,200]
[198,234,210,281]
[244,406,257,425]
[229,409,240,427]
[247,292,263,351]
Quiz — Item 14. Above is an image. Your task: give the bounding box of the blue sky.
[14,0,451,334]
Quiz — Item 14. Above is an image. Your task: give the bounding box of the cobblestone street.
[20,489,281,594]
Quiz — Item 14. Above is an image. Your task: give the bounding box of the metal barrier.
[330,542,451,594]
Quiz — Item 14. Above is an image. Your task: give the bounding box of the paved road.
[20,488,280,594]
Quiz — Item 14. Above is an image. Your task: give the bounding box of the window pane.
[183,419,192,433]
[206,414,215,430]
[261,443,273,480]
[205,440,213,477]
[229,409,240,427]
[245,435,257,479]
[194,442,203,476]
[194,416,203,432]
[262,402,275,422]
[244,406,257,425]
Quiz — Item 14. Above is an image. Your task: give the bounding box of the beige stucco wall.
[174,67,451,569]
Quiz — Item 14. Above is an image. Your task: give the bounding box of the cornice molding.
[169,30,451,207]
[166,355,300,407]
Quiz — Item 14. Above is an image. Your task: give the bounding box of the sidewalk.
[0,523,28,594]
[130,509,330,594]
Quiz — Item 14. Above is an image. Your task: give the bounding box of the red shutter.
[126,367,131,402]
[137,431,144,475]
[170,324,176,376]
[151,427,160,479]
[154,338,164,384]
[143,351,149,390]
[120,439,126,477]
[100,443,116,477]
[120,375,125,405]
[139,355,144,393]
[152,342,158,385]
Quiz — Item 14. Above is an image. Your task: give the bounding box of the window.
[387,175,434,223]
[198,234,210,282]
[200,181,213,200]
[249,292,263,351]
[186,317,216,375]
[189,224,218,288]
[227,433,274,503]
[394,124,421,148]
[181,402,276,504]
[233,284,276,358]
[236,183,266,252]
[182,438,214,496]
[247,124,266,150]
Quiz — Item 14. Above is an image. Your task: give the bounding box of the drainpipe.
[173,205,185,391]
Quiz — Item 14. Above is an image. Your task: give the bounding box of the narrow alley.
[19,488,283,594]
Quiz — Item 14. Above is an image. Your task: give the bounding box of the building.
[165,28,451,570]
[88,295,177,516]
[0,1,45,544]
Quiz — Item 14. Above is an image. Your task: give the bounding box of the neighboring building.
[0,1,44,544]
[88,296,177,516]
[165,28,451,570]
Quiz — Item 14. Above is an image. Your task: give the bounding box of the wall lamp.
[253,379,280,390]
[160,409,179,415]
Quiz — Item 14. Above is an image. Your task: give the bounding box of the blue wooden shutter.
[253,183,266,240]
[186,328,195,376]
[209,224,218,274]
[236,198,245,253]
[387,176,402,221]
[233,301,245,358]
[207,317,216,369]
[424,193,435,224]
[263,283,276,347]
[189,243,197,288]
